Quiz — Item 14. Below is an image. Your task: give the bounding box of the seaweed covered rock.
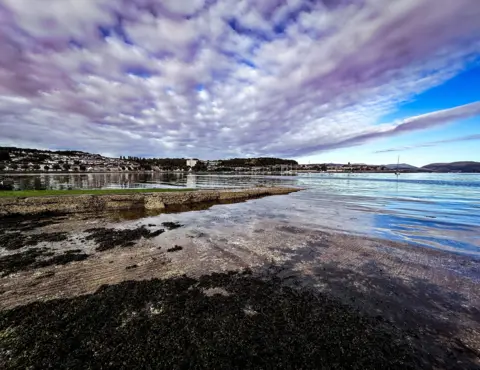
[1,271,475,369]
[166,245,183,253]
[0,232,68,251]
[161,222,183,230]
[85,226,164,252]
[0,211,66,232]
[0,248,88,276]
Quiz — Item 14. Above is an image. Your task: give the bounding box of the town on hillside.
[0,147,389,174]
[2,146,477,174]
[0,147,300,174]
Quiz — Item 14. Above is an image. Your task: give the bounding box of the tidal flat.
[0,189,479,369]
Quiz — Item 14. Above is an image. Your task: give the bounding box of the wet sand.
[1,205,480,369]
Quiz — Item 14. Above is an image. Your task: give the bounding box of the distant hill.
[384,163,421,171]
[422,161,480,173]
[0,146,297,173]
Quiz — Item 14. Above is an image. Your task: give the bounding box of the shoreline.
[2,171,463,175]
[1,195,479,368]
[2,220,478,308]
[0,186,301,216]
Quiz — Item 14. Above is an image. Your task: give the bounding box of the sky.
[0,0,480,166]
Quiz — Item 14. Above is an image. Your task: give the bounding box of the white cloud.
[0,0,479,158]
[161,0,206,16]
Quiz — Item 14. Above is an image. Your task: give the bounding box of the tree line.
[120,157,189,170]
[0,147,88,156]
[218,157,298,167]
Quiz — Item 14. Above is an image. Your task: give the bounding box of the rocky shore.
[0,187,300,216]
[0,190,479,369]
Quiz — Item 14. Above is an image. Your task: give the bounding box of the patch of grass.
[0,188,195,198]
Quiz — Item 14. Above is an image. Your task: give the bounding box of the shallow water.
[3,172,480,256]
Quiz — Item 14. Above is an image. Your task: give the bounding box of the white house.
[186,159,198,167]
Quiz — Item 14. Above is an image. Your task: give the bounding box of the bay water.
[3,172,480,257]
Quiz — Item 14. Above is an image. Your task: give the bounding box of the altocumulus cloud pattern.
[0,0,479,158]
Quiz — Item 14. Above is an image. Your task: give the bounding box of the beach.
[2,0,479,367]
[1,184,479,369]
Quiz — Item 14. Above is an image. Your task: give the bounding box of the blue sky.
[299,63,480,166]
[302,118,480,166]
[0,0,479,164]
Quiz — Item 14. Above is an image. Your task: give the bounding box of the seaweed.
[161,222,184,230]
[0,248,88,276]
[0,248,51,276]
[85,226,165,252]
[0,232,68,251]
[166,245,183,253]
[0,271,475,369]
[34,251,89,268]
[0,211,66,232]
[0,233,25,251]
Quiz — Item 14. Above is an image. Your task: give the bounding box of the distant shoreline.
[0,171,178,175]
[3,170,478,175]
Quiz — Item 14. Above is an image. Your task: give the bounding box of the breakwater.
[0,187,300,216]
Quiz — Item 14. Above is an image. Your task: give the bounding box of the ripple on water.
[4,173,480,256]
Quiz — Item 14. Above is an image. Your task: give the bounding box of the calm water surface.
[3,172,480,257]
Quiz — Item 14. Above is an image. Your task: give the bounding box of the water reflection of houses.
[186,173,197,188]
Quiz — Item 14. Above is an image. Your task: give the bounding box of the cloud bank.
[375,133,480,153]
[0,0,479,158]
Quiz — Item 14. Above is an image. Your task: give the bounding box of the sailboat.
[395,156,400,176]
